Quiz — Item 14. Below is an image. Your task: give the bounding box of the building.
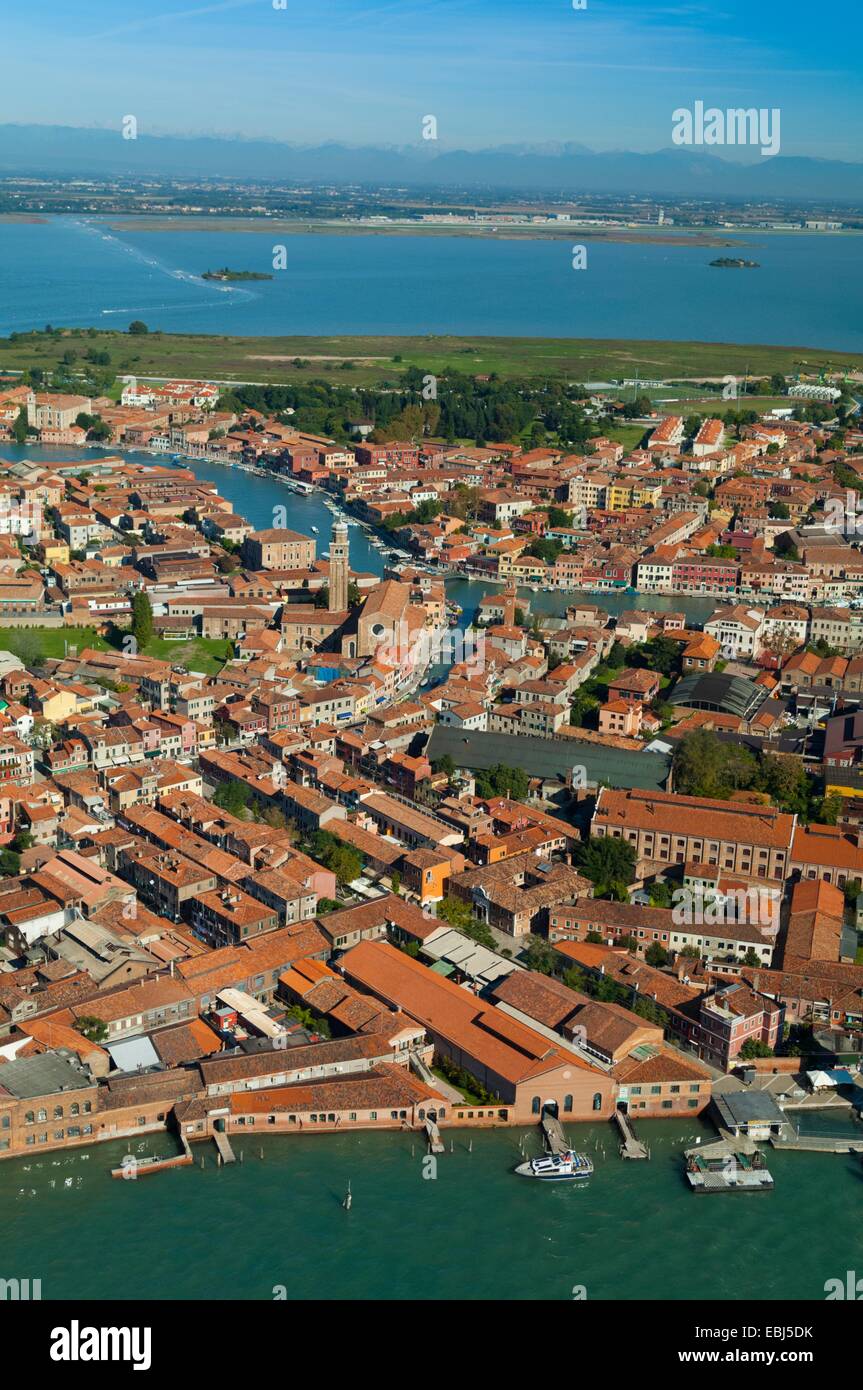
[243,528,316,571]
[592,787,796,884]
[340,940,616,1121]
[450,852,592,939]
[677,982,783,1069]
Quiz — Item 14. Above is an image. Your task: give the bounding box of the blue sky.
[2,0,861,159]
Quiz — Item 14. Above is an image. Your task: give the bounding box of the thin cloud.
[86,0,260,43]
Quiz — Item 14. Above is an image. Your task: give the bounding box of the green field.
[1,329,861,391]
[0,627,109,660]
[0,627,230,675]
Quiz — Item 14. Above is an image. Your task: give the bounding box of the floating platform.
[684,1146,773,1193]
[110,1151,193,1179]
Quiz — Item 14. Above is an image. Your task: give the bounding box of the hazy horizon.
[1,0,860,161]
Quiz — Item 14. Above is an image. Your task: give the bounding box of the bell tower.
[329,521,350,613]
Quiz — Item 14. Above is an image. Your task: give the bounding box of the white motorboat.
[514,1149,593,1182]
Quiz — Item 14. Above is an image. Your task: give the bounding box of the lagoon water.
[2,217,863,347]
[3,1123,862,1301]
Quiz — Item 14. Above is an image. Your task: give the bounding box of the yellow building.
[37,539,70,566]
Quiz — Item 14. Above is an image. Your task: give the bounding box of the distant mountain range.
[1,123,862,201]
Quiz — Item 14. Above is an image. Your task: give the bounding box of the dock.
[614,1108,649,1159]
[770,1131,863,1154]
[424,1118,445,1153]
[541,1112,569,1156]
[110,1151,193,1179]
[111,1136,193,1179]
[684,1139,773,1193]
[213,1129,236,1165]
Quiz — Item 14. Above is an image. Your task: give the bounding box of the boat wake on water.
[73,217,259,303]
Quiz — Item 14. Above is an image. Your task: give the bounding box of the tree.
[436,895,476,930]
[7,630,43,669]
[574,835,637,898]
[328,845,362,886]
[475,763,530,801]
[562,966,587,992]
[760,753,809,815]
[131,591,154,649]
[629,635,681,679]
[740,1039,773,1060]
[77,1015,109,1043]
[0,848,20,877]
[213,779,251,816]
[128,320,149,335]
[285,1005,331,1039]
[647,881,673,909]
[645,942,668,967]
[817,792,843,826]
[12,408,29,445]
[672,728,757,800]
[459,918,498,950]
[521,934,558,975]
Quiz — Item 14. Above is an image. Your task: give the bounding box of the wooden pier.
[541,1112,569,1156]
[614,1108,649,1159]
[213,1129,236,1164]
[424,1118,445,1153]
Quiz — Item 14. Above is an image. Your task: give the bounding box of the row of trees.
[672,728,834,821]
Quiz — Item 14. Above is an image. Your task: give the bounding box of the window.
[531,1096,541,1115]
[592,1093,602,1112]
[563,1095,573,1113]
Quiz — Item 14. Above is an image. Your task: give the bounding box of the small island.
[709,257,760,269]
[202,267,273,282]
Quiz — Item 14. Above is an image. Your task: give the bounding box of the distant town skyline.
[1,0,860,162]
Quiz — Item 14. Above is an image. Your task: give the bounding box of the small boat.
[514,1149,593,1182]
[310,525,319,534]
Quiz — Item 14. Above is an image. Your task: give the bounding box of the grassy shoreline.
[2,329,862,390]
